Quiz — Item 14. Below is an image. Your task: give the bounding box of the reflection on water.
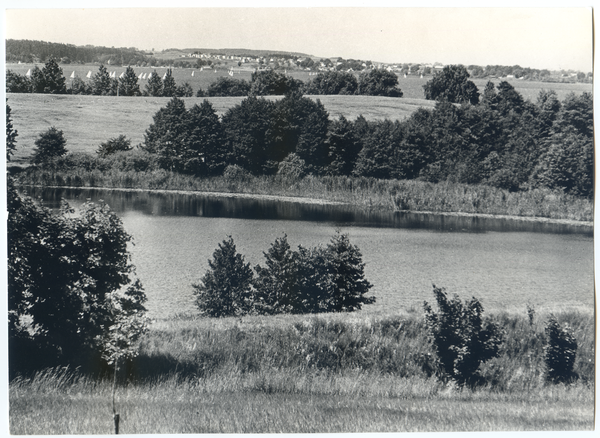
[18,187,594,318]
[21,187,593,236]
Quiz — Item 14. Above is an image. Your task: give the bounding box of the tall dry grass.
[9,309,594,433]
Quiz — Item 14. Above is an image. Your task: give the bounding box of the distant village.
[178,50,588,82]
[5,38,591,83]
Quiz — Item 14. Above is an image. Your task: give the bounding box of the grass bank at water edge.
[10,309,594,433]
[13,167,594,222]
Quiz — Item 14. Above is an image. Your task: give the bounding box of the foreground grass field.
[9,309,595,433]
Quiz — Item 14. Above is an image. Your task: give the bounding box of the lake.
[21,187,594,319]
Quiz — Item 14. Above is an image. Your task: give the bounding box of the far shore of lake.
[29,184,594,229]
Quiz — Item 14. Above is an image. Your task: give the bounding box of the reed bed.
[14,166,593,222]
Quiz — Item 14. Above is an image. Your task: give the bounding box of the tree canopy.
[31,127,68,164]
[423,65,479,104]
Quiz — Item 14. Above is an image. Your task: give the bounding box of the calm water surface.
[23,187,594,318]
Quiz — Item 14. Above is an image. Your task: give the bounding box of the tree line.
[132,80,592,198]
[6,59,403,98]
[7,38,163,67]
[6,60,194,97]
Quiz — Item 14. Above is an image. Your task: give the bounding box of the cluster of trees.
[7,103,148,375]
[6,58,67,94]
[6,61,194,97]
[134,77,592,197]
[194,233,375,317]
[141,93,332,176]
[467,64,591,82]
[199,69,403,98]
[361,84,592,197]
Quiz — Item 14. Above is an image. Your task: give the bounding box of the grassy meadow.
[9,309,595,433]
[6,92,435,164]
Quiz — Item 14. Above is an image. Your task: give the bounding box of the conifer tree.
[40,58,67,94]
[144,70,163,96]
[92,65,113,95]
[162,69,177,97]
[118,66,140,96]
[192,236,255,317]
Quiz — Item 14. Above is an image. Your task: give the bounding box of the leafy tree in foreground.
[424,285,503,386]
[253,235,299,314]
[31,127,67,164]
[8,181,147,373]
[222,96,277,174]
[323,232,375,312]
[162,69,177,97]
[176,82,194,97]
[97,135,133,157]
[423,64,479,104]
[326,115,362,176]
[186,100,226,175]
[250,69,303,96]
[207,76,251,96]
[304,71,358,95]
[142,97,190,171]
[6,70,31,93]
[193,236,255,317]
[69,76,91,95]
[30,66,46,94]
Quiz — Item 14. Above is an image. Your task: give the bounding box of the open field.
[9,309,595,433]
[7,93,435,164]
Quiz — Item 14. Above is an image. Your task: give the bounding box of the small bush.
[544,315,578,383]
[276,153,307,182]
[97,135,132,157]
[423,285,503,386]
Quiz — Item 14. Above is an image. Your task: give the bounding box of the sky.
[3,3,595,72]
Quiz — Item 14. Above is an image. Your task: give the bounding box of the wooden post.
[112,358,119,434]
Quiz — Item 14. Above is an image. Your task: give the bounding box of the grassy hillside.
[9,309,595,433]
[6,93,435,164]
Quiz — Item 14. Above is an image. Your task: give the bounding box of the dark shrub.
[544,315,578,383]
[97,135,133,157]
[424,285,503,386]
